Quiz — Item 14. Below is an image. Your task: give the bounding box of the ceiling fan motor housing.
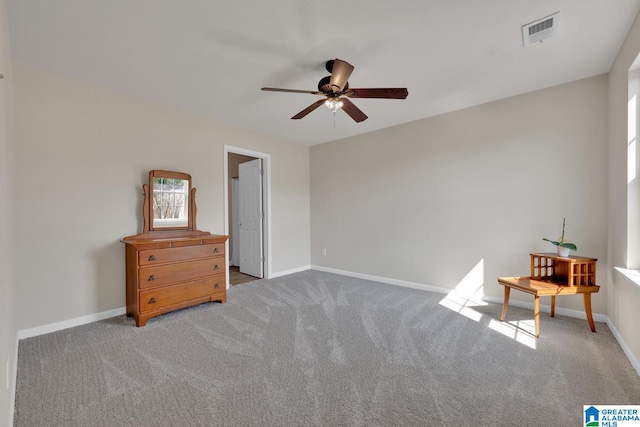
[318,76,348,94]
[325,59,334,73]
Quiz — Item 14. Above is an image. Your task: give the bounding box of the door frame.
[223,145,271,280]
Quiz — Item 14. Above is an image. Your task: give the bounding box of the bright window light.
[630,95,637,143]
[629,95,637,184]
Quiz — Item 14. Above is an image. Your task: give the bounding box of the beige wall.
[12,62,310,331]
[608,12,640,370]
[0,0,15,424]
[6,10,640,421]
[311,75,609,315]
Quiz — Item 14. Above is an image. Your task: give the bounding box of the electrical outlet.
[322,248,327,256]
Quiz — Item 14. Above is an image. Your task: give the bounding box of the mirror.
[147,170,193,231]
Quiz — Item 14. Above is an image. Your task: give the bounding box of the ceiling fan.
[261,58,408,123]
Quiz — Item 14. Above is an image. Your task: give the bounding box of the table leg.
[533,295,540,338]
[583,293,597,333]
[550,295,556,318]
[500,286,510,321]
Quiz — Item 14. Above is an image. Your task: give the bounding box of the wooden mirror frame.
[143,170,198,233]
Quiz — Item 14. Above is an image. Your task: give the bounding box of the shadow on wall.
[94,241,126,313]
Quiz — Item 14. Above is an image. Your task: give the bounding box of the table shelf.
[497,252,600,337]
[530,252,597,287]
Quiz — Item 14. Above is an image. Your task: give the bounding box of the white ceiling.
[7,1,640,146]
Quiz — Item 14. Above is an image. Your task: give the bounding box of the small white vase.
[557,246,570,257]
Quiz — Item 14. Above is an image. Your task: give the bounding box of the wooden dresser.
[122,170,228,326]
[122,233,228,326]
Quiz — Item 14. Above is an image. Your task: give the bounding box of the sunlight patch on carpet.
[488,318,537,349]
[438,259,487,322]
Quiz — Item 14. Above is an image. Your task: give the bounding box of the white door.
[231,178,240,266]
[239,159,264,278]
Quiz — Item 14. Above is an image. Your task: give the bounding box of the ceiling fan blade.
[341,98,368,123]
[262,87,323,95]
[344,88,409,99]
[291,99,326,120]
[329,59,354,93]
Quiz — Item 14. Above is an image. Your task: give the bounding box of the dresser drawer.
[139,277,225,312]
[139,257,225,289]
[139,243,224,266]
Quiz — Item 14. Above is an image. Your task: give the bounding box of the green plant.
[543,218,577,251]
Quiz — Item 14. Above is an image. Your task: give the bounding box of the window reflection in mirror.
[149,171,191,230]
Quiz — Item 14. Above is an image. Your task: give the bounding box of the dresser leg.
[134,314,148,327]
[583,293,596,333]
[550,295,556,318]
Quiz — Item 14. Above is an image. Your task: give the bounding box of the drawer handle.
[148,297,156,304]
[213,248,219,253]
[214,283,220,289]
[148,255,156,261]
[214,265,220,270]
[148,275,156,281]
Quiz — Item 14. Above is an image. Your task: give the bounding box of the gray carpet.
[14,270,640,426]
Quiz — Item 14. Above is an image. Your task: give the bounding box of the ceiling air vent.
[522,12,559,47]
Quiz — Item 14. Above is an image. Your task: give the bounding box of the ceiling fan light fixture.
[325,97,344,113]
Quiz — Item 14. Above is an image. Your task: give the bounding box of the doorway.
[224,145,271,285]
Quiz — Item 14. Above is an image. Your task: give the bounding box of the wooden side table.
[497,253,600,338]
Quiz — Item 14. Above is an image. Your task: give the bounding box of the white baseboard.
[605,317,640,377]
[11,269,640,386]
[269,265,311,279]
[10,307,124,425]
[481,295,608,323]
[17,307,126,340]
[8,332,18,427]
[311,265,450,295]
[312,265,610,323]
[311,265,640,378]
